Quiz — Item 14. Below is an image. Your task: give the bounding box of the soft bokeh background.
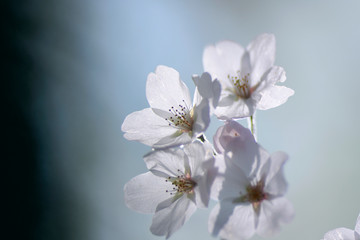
[6,0,360,239]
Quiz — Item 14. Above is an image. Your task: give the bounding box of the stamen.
[228,72,251,99]
[164,169,197,196]
[165,100,194,132]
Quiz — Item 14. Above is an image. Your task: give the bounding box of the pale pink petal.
[226,138,267,180]
[256,197,294,237]
[323,228,355,240]
[122,108,178,146]
[250,146,271,182]
[211,154,250,201]
[146,65,192,111]
[150,195,197,239]
[124,172,170,214]
[210,154,227,200]
[213,120,255,154]
[209,200,256,240]
[265,151,288,196]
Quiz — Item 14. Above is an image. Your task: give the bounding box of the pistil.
[233,180,268,214]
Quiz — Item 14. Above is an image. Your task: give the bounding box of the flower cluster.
[122,33,295,239]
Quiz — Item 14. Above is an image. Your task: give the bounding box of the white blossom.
[122,65,218,148]
[203,33,294,119]
[124,142,216,238]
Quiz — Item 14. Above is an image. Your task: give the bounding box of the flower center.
[165,100,194,132]
[232,180,268,214]
[165,170,197,196]
[228,72,251,99]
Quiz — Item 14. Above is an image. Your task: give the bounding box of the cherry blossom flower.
[203,33,294,119]
[209,121,294,240]
[323,213,360,240]
[124,142,216,239]
[122,65,218,148]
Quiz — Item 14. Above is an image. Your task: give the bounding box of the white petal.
[183,142,206,176]
[265,66,287,84]
[225,136,267,180]
[256,197,295,237]
[192,98,210,136]
[122,108,178,147]
[203,41,244,89]
[212,154,250,201]
[246,34,276,86]
[150,195,197,239]
[210,154,227,200]
[257,85,295,110]
[153,131,192,149]
[264,151,289,197]
[255,65,286,94]
[209,200,256,240]
[124,172,170,214]
[146,65,192,111]
[192,86,202,107]
[144,147,186,178]
[192,171,211,208]
[248,145,271,183]
[183,142,215,208]
[215,96,255,119]
[323,228,355,240]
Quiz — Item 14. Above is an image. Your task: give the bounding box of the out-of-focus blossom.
[209,121,294,240]
[213,120,256,154]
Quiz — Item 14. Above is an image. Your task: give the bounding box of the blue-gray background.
[20,0,360,239]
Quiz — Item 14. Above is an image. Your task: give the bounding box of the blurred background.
[5,0,360,239]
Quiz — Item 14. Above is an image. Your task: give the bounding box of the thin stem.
[248,114,257,141]
[250,115,254,134]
